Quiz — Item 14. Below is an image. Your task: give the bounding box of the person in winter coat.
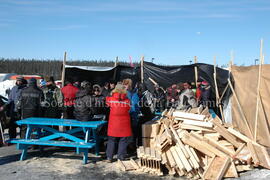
[199,81,212,107]
[153,85,166,112]
[0,95,7,146]
[17,78,44,138]
[101,82,110,97]
[7,76,27,139]
[42,76,63,118]
[92,84,105,115]
[122,79,140,148]
[74,81,94,121]
[177,82,197,110]
[106,83,131,162]
[166,84,179,108]
[61,80,79,119]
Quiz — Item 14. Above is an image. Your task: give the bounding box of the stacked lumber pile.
[137,107,270,179]
[137,146,163,176]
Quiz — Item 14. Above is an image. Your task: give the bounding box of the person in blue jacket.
[122,79,140,148]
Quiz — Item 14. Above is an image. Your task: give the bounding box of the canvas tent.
[231,65,270,148]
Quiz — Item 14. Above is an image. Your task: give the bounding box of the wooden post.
[194,56,198,87]
[230,50,234,66]
[114,56,119,67]
[228,79,253,138]
[141,56,144,83]
[255,39,264,141]
[213,56,225,122]
[61,52,67,87]
[113,56,119,80]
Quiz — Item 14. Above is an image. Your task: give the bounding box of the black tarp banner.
[142,61,229,101]
[65,65,139,86]
[64,61,229,99]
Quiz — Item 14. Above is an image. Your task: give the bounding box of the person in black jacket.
[74,81,94,121]
[92,84,105,115]
[18,78,44,138]
[153,85,166,112]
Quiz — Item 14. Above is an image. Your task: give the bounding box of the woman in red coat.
[106,83,132,162]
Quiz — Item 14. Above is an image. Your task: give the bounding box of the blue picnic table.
[9,117,107,164]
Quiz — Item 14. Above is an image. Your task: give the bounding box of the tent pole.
[61,51,67,88]
[228,79,253,138]
[255,39,264,142]
[219,84,229,101]
[114,56,118,67]
[113,56,119,80]
[194,56,198,87]
[141,56,144,83]
[230,50,234,66]
[213,56,225,122]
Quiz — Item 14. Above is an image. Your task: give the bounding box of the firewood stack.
[137,107,270,179]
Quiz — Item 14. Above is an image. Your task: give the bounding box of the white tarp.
[65,65,115,71]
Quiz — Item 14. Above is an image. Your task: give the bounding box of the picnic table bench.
[9,117,107,164]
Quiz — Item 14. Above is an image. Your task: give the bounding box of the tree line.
[0,58,136,79]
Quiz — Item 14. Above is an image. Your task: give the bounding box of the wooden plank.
[189,146,200,163]
[202,155,216,176]
[190,132,228,157]
[165,164,176,175]
[182,119,213,128]
[166,149,176,167]
[130,158,139,170]
[161,153,167,164]
[202,135,235,157]
[233,143,246,159]
[247,141,260,165]
[213,125,242,148]
[169,125,190,158]
[236,165,254,172]
[204,132,221,141]
[228,79,253,138]
[227,127,252,143]
[203,156,231,180]
[173,111,205,121]
[181,132,216,157]
[179,124,215,132]
[252,143,270,168]
[185,145,200,169]
[118,159,126,171]
[170,147,185,170]
[224,159,239,178]
[174,145,193,172]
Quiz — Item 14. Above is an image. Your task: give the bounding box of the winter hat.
[40,80,47,86]
[202,81,209,86]
[16,76,24,81]
[93,84,101,91]
[28,78,37,85]
[81,81,91,89]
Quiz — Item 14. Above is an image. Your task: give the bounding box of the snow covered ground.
[0,144,270,180]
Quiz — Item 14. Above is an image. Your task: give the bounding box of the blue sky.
[0,0,269,66]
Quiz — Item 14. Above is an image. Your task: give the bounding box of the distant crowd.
[0,76,212,161]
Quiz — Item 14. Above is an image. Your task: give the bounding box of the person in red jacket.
[61,81,79,119]
[106,83,131,162]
